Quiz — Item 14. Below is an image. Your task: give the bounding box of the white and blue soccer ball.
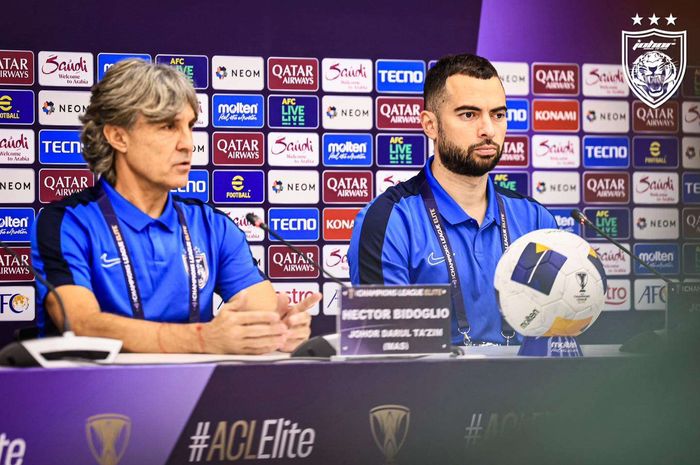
[494,229,607,337]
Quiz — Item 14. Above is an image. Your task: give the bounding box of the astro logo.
[215,66,227,79]
[268,208,320,241]
[268,95,319,129]
[376,134,425,167]
[376,60,426,93]
[172,169,208,202]
[42,101,54,115]
[212,94,264,128]
[505,99,529,131]
[212,170,264,204]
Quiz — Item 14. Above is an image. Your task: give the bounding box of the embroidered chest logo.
[182,246,209,289]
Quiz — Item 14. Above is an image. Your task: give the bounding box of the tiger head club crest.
[622,13,687,109]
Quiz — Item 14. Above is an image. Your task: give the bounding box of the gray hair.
[80,58,199,184]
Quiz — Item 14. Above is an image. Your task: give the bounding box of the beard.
[436,129,503,177]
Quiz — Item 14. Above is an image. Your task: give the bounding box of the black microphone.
[0,240,71,333]
[571,209,672,284]
[0,240,122,367]
[246,213,348,289]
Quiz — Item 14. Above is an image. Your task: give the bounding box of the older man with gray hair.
[31,59,318,354]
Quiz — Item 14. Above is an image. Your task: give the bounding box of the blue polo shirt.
[348,158,558,344]
[31,179,264,332]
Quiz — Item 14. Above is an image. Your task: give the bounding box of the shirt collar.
[100,178,178,232]
[424,156,501,227]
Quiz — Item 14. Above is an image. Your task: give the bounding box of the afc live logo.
[155,54,208,89]
[268,95,319,129]
[583,208,630,240]
[376,134,426,167]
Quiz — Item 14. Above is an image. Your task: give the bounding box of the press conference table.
[1,345,697,465]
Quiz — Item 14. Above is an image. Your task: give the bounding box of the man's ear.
[420,110,439,141]
[102,124,129,154]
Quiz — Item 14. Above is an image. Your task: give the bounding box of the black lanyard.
[97,188,200,322]
[420,178,515,345]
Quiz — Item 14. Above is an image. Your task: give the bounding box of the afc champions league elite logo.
[369,405,410,465]
[182,246,209,289]
[85,414,131,465]
[622,13,686,109]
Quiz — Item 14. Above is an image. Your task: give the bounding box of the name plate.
[667,282,700,333]
[338,285,452,356]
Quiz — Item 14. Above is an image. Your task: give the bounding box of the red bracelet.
[195,324,206,353]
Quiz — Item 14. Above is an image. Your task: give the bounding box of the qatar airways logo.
[268,245,319,279]
[582,64,629,97]
[375,97,423,130]
[268,57,318,91]
[0,50,34,85]
[267,132,319,167]
[322,58,372,93]
[212,132,264,166]
[532,63,579,95]
[323,171,372,204]
[583,172,630,204]
[633,172,679,204]
[499,135,529,167]
[531,135,579,168]
[633,101,678,133]
[38,51,93,87]
[0,247,33,281]
[39,169,94,203]
[0,129,33,163]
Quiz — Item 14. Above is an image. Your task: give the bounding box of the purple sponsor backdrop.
[0,364,213,464]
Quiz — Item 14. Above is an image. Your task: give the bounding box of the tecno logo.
[375,60,425,93]
[268,208,319,241]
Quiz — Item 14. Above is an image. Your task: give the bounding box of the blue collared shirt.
[31,179,263,332]
[348,158,558,344]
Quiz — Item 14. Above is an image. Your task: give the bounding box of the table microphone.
[246,213,348,289]
[0,240,122,367]
[570,209,672,284]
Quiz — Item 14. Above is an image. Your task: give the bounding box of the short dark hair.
[423,54,500,112]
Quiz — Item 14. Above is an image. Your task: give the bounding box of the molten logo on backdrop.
[622,13,686,108]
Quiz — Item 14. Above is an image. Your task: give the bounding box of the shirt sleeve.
[537,204,559,230]
[211,209,265,301]
[348,200,410,285]
[31,205,94,305]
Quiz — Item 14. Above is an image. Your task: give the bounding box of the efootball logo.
[622,13,686,109]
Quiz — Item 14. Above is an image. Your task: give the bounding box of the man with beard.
[348,54,557,346]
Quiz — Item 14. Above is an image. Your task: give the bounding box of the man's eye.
[495,112,506,119]
[461,112,474,119]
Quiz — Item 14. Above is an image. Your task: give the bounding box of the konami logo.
[323,171,372,204]
[323,208,360,241]
[268,245,319,279]
[39,169,94,203]
[532,99,579,132]
[375,97,423,130]
[532,63,579,95]
[267,57,318,92]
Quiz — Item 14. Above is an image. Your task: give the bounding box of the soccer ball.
[494,229,607,337]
